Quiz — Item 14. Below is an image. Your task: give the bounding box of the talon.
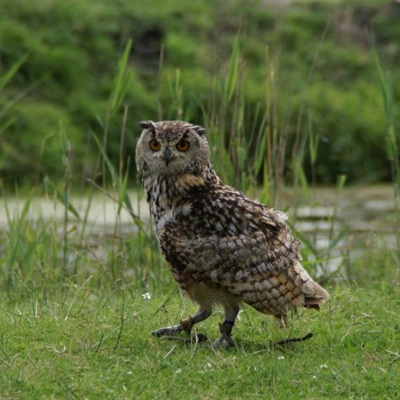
[214,322,236,348]
[190,333,208,343]
[214,333,236,348]
[152,324,184,337]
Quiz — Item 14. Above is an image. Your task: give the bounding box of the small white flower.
[320,363,328,369]
[313,375,317,379]
[176,369,182,374]
[203,363,213,370]
[142,292,152,300]
[278,356,285,360]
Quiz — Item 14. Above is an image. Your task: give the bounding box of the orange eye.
[176,139,190,152]
[149,139,161,151]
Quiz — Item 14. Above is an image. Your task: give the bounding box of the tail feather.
[304,281,330,311]
[288,261,329,310]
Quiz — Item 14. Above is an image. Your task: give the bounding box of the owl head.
[136,120,211,176]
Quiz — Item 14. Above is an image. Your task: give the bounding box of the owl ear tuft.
[193,125,207,136]
[139,120,156,130]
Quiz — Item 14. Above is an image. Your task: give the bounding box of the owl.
[136,120,329,347]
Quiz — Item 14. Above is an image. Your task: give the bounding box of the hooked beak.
[163,147,173,166]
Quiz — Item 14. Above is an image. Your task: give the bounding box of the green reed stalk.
[373,48,400,255]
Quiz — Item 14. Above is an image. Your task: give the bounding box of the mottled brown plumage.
[136,120,329,347]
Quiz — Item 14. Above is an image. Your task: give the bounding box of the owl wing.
[162,215,300,280]
[159,187,330,315]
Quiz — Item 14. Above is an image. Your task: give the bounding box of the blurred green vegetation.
[0,0,399,188]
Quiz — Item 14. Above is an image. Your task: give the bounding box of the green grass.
[1,179,399,398]
[1,284,399,399]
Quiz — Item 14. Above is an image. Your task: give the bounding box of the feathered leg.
[214,304,240,348]
[152,306,212,338]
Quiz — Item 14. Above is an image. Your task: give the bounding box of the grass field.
[1,281,399,399]
[0,178,399,399]
[0,190,399,399]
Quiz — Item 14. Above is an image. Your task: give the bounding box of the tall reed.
[373,47,400,258]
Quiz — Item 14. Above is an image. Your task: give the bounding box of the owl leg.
[152,306,212,338]
[275,314,288,329]
[214,305,239,348]
[180,306,212,334]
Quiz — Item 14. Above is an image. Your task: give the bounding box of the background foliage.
[0,0,399,188]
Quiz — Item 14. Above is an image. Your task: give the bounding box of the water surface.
[1,185,397,274]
